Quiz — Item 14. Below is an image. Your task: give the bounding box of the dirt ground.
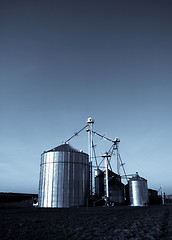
[0,201,171,240]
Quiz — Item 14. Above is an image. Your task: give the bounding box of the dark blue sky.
[0,0,172,194]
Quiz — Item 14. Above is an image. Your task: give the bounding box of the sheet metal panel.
[38,145,89,208]
[109,185,125,204]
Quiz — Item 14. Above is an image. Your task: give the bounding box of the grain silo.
[95,169,125,204]
[95,168,104,198]
[106,170,125,204]
[128,172,149,206]
[38,143,89,208]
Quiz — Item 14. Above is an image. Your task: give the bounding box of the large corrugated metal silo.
[38,144,89,208]
[129,172,149,206]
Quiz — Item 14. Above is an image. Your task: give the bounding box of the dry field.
[0,201,171,240]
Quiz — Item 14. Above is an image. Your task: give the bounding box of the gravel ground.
[0,201,171,240]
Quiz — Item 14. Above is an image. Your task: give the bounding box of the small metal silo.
[106,170,125,204]
[38,144,89,208]
[95,168,104,198]
[129,172,149,206]
[94,169,125,204]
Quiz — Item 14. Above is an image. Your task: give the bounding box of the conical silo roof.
[46,143,79,153]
